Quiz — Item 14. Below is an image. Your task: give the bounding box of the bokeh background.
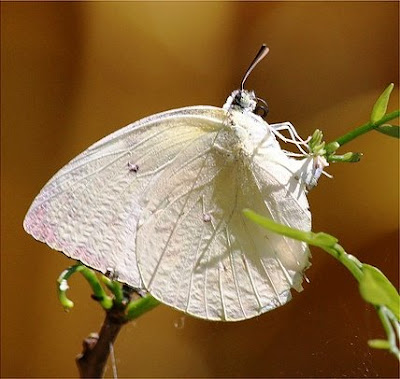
[1,2,399,378]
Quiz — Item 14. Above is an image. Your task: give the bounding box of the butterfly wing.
[136,111,311,320]
[23,106,223,287]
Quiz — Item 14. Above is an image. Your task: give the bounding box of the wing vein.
[145,133,220,288]
[185,220,207,313]
[226,226,246,318]
[238,214,265,308]
[33,151,130,209]
[248,166,303,265]
[239,211,282,303]
[218,262,227,320]
[48,126,179,186]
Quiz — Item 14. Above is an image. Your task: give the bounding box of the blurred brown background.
[1,2,399,378]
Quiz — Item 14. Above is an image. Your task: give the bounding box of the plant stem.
[57,264,161,377]
[57,264,113,310]
[377,307,400,360]
[333,110,399,147]
[126,295,160,321]
[74,294,159,378]
[76,306,126,378]
[323,244,363,282]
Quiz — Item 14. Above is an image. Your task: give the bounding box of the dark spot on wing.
[128,162,139,173]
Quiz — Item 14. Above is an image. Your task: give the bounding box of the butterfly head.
[223,89,270,120]
[223,89,257,113]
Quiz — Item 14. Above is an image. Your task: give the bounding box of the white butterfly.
[23,45,325,321]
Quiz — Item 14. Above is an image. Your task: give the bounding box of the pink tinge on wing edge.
[24,204,111,276]
[74,245,103,269]
[24,205,48,239]
[40,224,58,245]
[28,217,102,269]
[24,205,63,249]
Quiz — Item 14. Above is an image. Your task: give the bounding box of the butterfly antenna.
[240,44,270,91]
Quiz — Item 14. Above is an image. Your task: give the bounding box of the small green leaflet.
[359,264,400,321]
[374,124,400,139]
[370,83,394,123]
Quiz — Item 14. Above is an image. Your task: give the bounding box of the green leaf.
[359,264,400,320]
[368,339,391,350]
[374,124,400,139]
[242,209,338,248]
[371,83,394,123]
[244,208,311,241]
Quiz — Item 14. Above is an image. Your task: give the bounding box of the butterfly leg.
[281,150,308,157]
[270,121,311,145]
[269,122,310,155]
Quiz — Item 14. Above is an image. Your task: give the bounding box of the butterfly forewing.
[23,107,222,287]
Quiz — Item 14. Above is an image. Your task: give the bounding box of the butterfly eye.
[254,104,269,119]
[255,97,269,119]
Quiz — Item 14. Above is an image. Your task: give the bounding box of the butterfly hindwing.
[136,111,311,320]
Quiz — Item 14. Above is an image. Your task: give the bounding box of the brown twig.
[76,306,127,378]
[56,265,160,377]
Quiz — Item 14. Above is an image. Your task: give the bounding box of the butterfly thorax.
[221,89,279,154]
[211,109,279,169]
